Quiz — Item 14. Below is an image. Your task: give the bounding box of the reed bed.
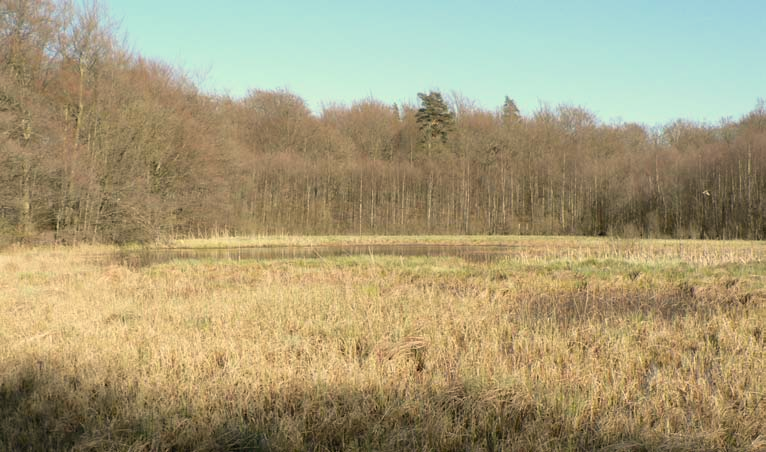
[1,237,765,451]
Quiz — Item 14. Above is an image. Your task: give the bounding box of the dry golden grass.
[1,237,766,451]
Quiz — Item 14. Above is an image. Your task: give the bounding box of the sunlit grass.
[1,237,765,450]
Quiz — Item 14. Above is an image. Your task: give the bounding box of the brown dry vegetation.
[2,237,766,451]
[4,2,766,244]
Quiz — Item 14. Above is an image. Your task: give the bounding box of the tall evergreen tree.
[501,96,520,122]
[416,91,454,154]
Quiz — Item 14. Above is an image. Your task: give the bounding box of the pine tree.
[416,91,454,155]
[501,95,520,122]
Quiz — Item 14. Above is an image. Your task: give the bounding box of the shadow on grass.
[1,357,745,451]
[515,282,760,329]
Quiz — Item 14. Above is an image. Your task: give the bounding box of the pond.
[111,244,516,267]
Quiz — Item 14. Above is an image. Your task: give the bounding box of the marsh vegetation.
[2,237,765,450]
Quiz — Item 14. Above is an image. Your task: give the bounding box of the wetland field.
[2,236,766,451]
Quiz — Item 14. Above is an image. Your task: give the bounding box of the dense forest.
[2,1,766,244]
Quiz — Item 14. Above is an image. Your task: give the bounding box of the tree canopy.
[416,91,454,152]
[501,96,520,122]
[2,1,766,243]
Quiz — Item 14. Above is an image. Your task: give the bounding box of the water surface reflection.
[114,244,514,267]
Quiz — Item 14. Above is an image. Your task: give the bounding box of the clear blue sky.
[104,0,765,127]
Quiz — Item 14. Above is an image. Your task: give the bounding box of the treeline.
[2,1,766,244]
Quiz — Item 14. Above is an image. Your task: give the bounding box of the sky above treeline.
[105,0,765,127]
